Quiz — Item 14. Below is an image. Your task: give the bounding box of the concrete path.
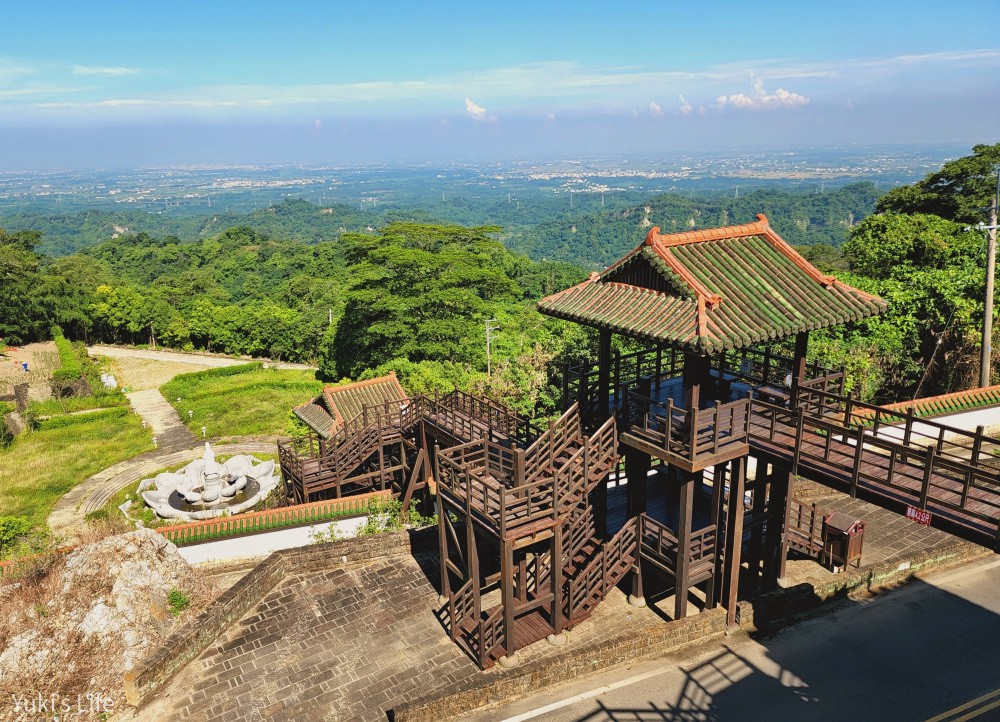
[88,345,316,371]
[478,553,1000,722]
[46,441,277,540]
[127,388,198,451]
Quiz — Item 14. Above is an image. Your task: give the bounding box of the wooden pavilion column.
[625,448,650,519]
[723,455,747,626]
[674,469,695,620]
[760,464,791,591]
[773,468,794,586]
[705,462,726,609]
[501,538,517,664]
[673,351,711,619]
[593,329,612,538]
[597,329,612,417]
[790,331,809,405]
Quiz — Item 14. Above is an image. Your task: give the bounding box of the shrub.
[167,588,190,616]
[34,406,128,431]
[0,516,32,555]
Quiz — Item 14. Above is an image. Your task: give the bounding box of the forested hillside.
[4,184,879,267]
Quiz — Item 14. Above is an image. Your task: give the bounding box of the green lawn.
[161,363,322,438]
[0,411,153,528]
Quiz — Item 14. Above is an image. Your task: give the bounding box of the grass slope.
[161,363,322,438]
[0,412,153,528]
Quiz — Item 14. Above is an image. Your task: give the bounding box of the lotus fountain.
[137,443,281,522]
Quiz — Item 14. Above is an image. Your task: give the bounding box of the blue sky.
[1,0,998,168]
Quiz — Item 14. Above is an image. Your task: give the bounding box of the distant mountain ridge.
[0,183,880,267]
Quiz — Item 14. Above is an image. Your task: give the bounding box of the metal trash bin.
[823,512,864,572]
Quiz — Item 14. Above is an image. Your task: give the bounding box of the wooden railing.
[563,343,841,412]
[627,393,750,468]
[566,518,638,622]
[565,505,596,569]
[477,607,506,667]
[638,514,679,571]
[430,389,538,445]
[523,404,584,486]
[448,578,477,641]
[689,524,717,566]
[750,397,1000,546]
[638,515,717,573]
[797,386,1000,471]
[786,499,824,558]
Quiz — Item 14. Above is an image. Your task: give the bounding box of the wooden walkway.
[749,401,1000,548]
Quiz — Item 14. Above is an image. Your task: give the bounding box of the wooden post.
[625,448,650,519]
[437,494,450,604]
[791,331,809,406]
[851,425,864,498]
[598,329,612,420]
[920,446,935,510]
[674,470,695,620]
[724,456,747,626]
[552,527,564,634]
[501,539,516,661]
[706,463,726,609]
[771,468,793,588]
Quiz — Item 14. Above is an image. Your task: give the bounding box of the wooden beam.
[724,456,747,626]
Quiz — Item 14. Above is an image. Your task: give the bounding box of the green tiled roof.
[538,214,886,353]
[872,385,1000,420]
[293,402,335,439]
[322,372,408,427]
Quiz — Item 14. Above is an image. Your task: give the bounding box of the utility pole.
[979,170,1000,387]
[485,319,500,377]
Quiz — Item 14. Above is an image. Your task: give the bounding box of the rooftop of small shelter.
[538,214,887,353]
[292,372,408,439]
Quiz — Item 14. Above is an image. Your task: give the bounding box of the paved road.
[474,554,1000,722]
[87,344,316,371]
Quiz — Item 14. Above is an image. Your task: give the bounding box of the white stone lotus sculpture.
[137,443,280,521]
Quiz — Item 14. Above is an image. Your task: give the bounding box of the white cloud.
[714,76,809,110]
[649,101,664,117]
[314,118,322,128]
[546,112,556,121]
[71,65,139,76]
[465,97,487,120]
[677,94,693,115]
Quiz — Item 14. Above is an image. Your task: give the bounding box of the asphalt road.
[471,554,1000,722]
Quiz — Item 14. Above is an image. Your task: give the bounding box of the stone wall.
[124,528,434,707]
[739,537,992,631]
[393,607,730,722]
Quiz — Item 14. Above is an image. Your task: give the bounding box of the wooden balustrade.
[750,396,1000,545]
[624,393,749,471]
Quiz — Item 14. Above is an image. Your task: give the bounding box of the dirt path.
[88,345,316,375]
[126,388,198,450]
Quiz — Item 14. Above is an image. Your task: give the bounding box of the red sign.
[906,505,932,525]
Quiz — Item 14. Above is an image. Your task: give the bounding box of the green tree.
[876,143,1000,224]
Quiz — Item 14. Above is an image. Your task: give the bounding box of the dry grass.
[99,355,215,392]
[0,342,60,401]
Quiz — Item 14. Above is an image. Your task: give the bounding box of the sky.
[1,0,998,169]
